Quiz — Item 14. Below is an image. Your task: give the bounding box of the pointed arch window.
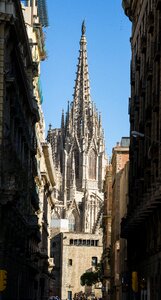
[74,149,79,179]
[88,149,96,179]
[68,213,75,232]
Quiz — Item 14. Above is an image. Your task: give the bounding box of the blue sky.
[41,0,132,157]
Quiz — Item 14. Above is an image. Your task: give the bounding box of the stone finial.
[82,20,86,35]
[61,110,65,129]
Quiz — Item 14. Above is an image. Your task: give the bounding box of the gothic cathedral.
[48,22,107,235]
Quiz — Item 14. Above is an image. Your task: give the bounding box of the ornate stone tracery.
[48,22,107,234]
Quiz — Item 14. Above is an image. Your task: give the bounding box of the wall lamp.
[131,131,145,138]
[131,130,161,146]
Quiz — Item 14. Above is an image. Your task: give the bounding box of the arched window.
[68,213,75,232]
[74,150,79,179]
[88,149,96,179]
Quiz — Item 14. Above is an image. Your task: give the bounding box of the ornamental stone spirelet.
[82,20,86,35]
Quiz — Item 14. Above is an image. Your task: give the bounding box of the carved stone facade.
[48,23,107,299]
[121,0,161,299]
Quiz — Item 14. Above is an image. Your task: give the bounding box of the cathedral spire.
[72,21,92,138]
[48,22,107,236]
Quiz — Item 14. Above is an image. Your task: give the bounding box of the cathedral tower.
[48,22,107,234]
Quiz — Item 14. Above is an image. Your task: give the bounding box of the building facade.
[0,1,40,299]
[119,161,129,300]
[47,22,107,299]
[121,0,161,298]
[22,1,56,299]
[52,232,103,300]
[0,1,55,299]
[102,164,112,300]
[111,138,129,300]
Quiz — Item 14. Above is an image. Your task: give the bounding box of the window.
[78,239,82,246]
[92,257,98,266]
[87,240,90,246]
[91,240,94,246]
[68,239,99,247]
[68,291,72,300]
[68,259,72,266]
[95,240,99,246]
[74,150,79,179]
[88,149,96,179]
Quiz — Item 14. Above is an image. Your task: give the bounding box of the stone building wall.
[61,232,103,300]
[111,138,129,300]
[102,164,112,300]
[119,161,129,299]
